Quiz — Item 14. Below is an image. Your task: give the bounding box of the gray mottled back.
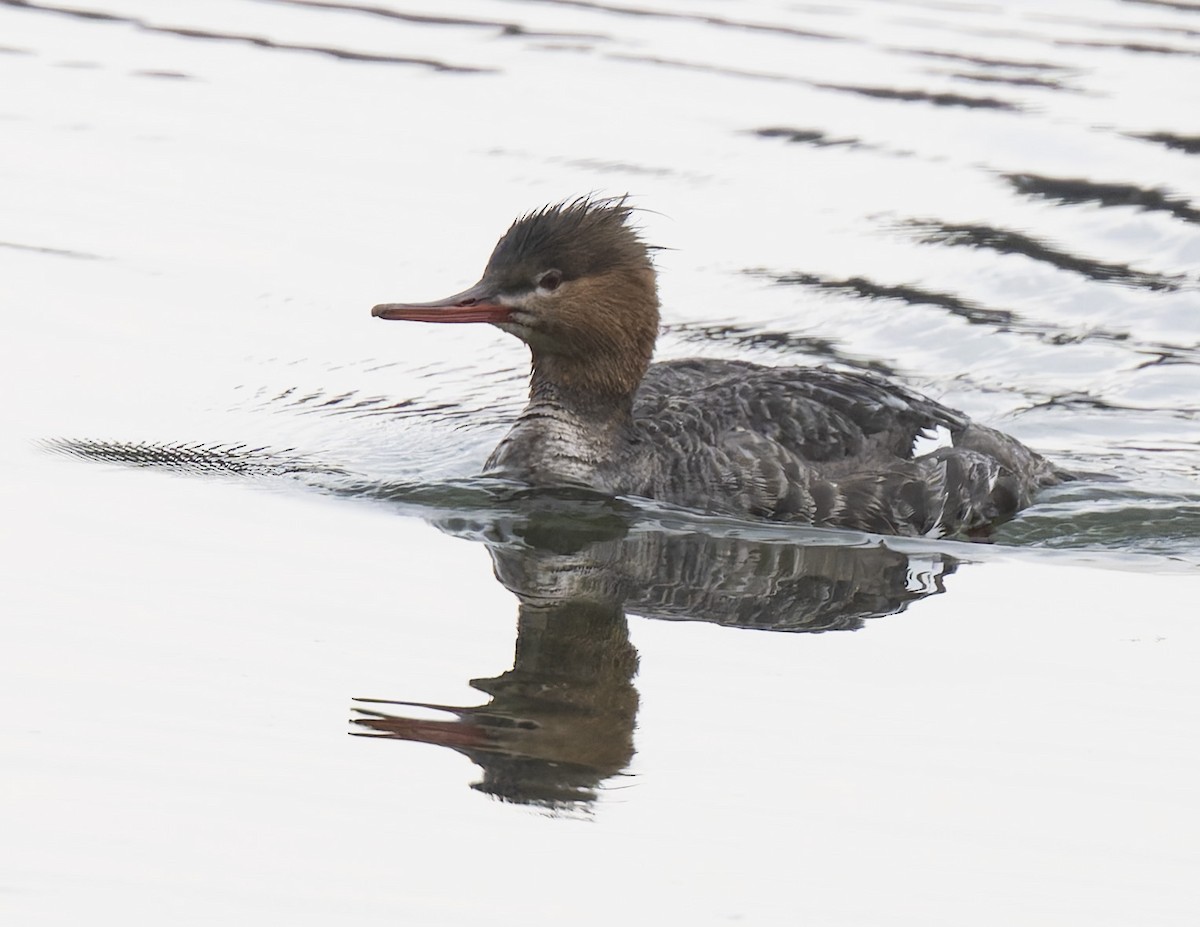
[617,359,1060,537]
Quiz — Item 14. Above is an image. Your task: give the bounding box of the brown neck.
[526,266,659,418]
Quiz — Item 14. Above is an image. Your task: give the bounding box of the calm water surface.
[2,0,1199,924]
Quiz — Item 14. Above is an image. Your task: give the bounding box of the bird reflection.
[351,498,957,810]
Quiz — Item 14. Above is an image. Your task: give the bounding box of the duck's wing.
[628,416,1043,537]
[834,448,1013,537]
[634,359,1060,536]
[638,359,965,463]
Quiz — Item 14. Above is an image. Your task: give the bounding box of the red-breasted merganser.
[372,197,1061,537]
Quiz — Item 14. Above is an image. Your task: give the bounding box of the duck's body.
[486,356,1057,536]
[374,198,1060,538]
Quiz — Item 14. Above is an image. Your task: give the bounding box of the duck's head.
[372,197,660,400]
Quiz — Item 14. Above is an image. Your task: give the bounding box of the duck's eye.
[537,270,563,293]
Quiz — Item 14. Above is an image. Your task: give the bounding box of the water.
[2,1,1199,924]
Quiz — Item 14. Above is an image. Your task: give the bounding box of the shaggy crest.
[484,196,650,289]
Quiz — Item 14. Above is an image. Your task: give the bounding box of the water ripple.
[905,219,1191,291]
[3,0,492,72]
[898,48,1075,70]
[501,0,846,42]
[1128,131,1200,153]
[662,320,896,375]
[0,239,103,259]
[752,127,865,149]
[814,82,1021,110]
[1004,173,1200,224]
[250,0,612,42]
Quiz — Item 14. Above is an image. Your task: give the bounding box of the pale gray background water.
[2,1,1199,924]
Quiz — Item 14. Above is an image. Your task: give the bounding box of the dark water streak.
[1004,174,1200,224]
[250,0,612,41]
[1,0,493,71]
[906,220,1191,291]
[1130,131,1200,153]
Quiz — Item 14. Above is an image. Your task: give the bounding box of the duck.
[372,197,1062,538]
